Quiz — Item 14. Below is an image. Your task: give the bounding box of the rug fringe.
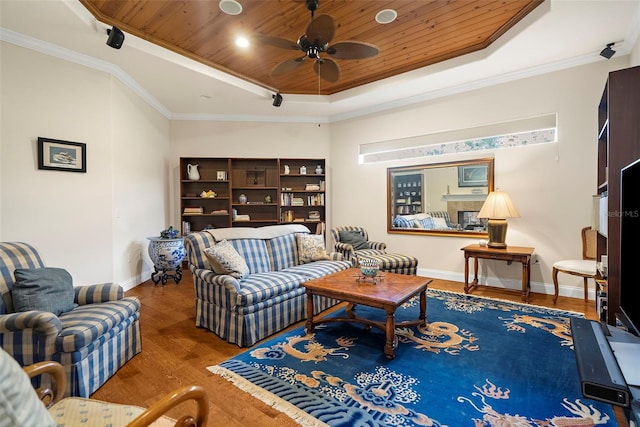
[429,288,585,317]
[208,365,329,427]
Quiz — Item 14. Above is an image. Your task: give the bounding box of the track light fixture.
[106,26,125,49]
[600,42,616,59]
[272,93,283,107]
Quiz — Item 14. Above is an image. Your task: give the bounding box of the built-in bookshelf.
[179,157,326,234]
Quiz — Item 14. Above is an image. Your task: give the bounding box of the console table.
[461,244,534,302]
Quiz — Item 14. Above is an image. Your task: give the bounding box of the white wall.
[0,42,170,289]
[329,57,629,299]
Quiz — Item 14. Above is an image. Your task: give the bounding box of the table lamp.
[477,191,520,248]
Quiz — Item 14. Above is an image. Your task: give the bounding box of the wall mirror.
[387,158,494,236]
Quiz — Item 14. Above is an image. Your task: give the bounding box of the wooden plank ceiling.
[80,0,543,96]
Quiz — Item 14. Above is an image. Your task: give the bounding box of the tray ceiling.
[79,0,544,95]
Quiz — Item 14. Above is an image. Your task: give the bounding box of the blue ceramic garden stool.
[147,237,186,285]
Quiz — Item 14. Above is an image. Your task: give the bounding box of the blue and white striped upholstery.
[330,226,388,265]
[0,242,141,397]
[266,233,298,271]
[185,225,351,347]
[330,226,418,275]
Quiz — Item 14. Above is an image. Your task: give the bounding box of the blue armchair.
[0,242,141,397]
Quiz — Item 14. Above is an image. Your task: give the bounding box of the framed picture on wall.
[458,164,487,187]
[37,137,86,173]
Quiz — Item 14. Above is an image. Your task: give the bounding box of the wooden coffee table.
[304,268,432,359]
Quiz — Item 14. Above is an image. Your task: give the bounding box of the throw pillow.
[432,217,449,230]
[204,240,250,279]
[296,234,329,264]
[12,267,76,315]
[338,230,370,250]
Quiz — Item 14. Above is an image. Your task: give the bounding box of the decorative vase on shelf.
[239,193,248,204]
[315,165,323,174]
[300,165,307,175]
[187,163,200,181]
[284,165,290,175]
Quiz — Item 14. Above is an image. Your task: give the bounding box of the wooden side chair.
[552,226,598,303]
[1,348,209,427]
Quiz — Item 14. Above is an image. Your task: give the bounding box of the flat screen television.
[619,158,640,337]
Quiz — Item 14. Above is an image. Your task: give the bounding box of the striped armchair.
[0,242,142,397]
[330,226,387,265]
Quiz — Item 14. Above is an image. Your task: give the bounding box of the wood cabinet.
[180,157,326,233]
[596,65,640,326]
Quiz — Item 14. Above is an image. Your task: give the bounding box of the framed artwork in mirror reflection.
[458,165,487,187]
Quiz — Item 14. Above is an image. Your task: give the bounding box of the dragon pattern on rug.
[459,379,612,426]
[218,290,616,427]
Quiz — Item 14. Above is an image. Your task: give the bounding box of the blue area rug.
[209,289,617,426]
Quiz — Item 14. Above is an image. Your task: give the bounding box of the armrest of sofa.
[192,268,241,294]
[0,311,62,336]
[74,283,123,305]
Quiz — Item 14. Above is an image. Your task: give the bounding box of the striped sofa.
[330,226,418,275]
[184,224,351,347]
[0,242,141,397]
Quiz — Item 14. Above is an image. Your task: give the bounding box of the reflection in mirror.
[387,158,494,236]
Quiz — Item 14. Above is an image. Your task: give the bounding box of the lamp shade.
[478,191,520,219]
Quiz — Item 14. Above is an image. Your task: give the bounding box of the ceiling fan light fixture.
[375,9,397,25]
[219,0,242,16]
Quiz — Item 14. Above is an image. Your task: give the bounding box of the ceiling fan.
[253,0,379,83]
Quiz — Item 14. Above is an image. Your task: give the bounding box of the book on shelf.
[305,184,320,191]
[234,214,251,221]
[181,221,191,234]
[183,206,204,214]
[210,209,228,215]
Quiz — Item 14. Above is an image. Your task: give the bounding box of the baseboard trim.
[417,267,595,301]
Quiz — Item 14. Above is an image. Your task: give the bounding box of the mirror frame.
[387,158,494,237]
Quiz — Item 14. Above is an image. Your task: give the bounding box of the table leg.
[305,290,315,333]
[384,308,397,360]
[419,290,427,326]
[521,257,531,302]
[464,254,470,293]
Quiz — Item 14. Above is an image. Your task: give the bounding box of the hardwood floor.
[91,271,626,426]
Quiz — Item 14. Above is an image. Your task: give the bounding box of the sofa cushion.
[229,239,271,274]
[338,230,370,250]
[12,267,76,315]
[296,234,329,264]
[57,298,140,353]
[284,259,351,279]
[204,240,250,279]
[266,233,298,271]
[236,271,307,306]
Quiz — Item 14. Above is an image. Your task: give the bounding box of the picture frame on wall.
[37,137,86,173]
[458,165,488,187]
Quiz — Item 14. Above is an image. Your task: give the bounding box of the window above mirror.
[387,158,494,236]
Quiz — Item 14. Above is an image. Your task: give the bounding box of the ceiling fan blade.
[328,41,379,59]
[272,57,306,76]
[306,14,335,46]
[252,35,299,50]
[314,58,339,82]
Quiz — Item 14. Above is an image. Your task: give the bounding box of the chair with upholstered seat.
[0,347,208,427]
[330,226,418,275]
[552,226,598,303]
[0,242,141,397]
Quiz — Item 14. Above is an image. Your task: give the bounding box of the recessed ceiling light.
[235,36,249,48]
[219,0,242,16]
[375,9,397,24]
